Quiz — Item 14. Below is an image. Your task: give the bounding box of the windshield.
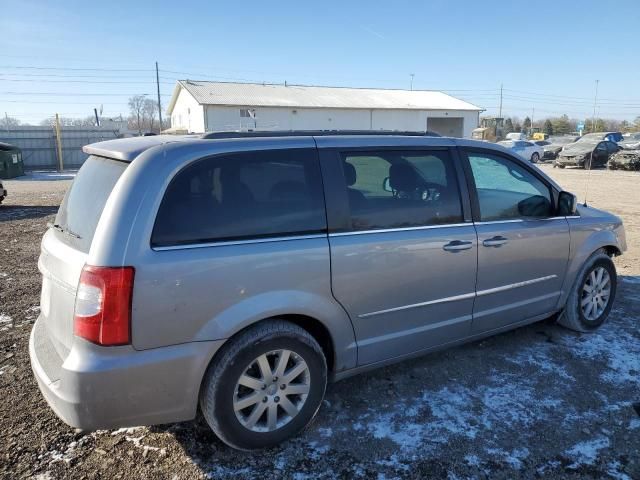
[54,155,127,252]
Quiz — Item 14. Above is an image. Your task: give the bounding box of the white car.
[497,140,544,163]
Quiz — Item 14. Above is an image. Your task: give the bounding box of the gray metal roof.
[167,81,482,114]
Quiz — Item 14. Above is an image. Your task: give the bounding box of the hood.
[543,144,562,152]
[619,140,640,149]
[560,142,596,156]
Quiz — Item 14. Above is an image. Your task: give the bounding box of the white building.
[166,81,482,138]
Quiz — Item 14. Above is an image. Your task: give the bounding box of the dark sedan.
[555,139,621,168]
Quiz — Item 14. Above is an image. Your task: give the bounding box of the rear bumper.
[29,315,224,430]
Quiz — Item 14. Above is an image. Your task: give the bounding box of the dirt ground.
[0,166,638,479]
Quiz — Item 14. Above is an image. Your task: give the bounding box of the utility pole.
[54,113,64,172]
[498,83,503,119]
[409,74,415,91]
[590,79,599,133]
[155,61,163,133]
[93,108,100,127]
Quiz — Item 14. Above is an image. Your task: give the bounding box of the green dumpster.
[0,142,24,179]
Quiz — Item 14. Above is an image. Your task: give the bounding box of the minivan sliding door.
[320,148,477,366]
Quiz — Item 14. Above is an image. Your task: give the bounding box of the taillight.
[74,265,135,346]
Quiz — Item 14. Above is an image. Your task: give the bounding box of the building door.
[427,117,464,137]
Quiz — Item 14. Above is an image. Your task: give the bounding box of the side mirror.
[558,191,578,216]
[382,177,392,192]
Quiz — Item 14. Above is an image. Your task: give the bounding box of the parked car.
[578,132,624,143]
[505,132,527,141]
[497,139,544,163]
[556,139,621,168]
[617,132,640,150]
[541,136,581,160]
[0,180,6,204]
[608,148,640,170]
[30,132,626,450]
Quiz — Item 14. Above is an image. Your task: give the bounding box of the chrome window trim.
[329,223,472,237]
[152,233,327,251]
[475,217,568,225]
[359,274,557,318]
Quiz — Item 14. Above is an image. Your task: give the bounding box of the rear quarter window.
[152,148,326,246]
[54,155,127,253]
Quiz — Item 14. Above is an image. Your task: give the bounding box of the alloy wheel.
[233,349,311,432]
[581,266,611,321]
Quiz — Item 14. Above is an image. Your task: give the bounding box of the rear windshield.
[54,155,127,252]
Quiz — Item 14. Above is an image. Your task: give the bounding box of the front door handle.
[483,236,508,247]
[443,240,473,252]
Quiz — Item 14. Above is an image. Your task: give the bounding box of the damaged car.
[556,139,621,169]
[617,132,640,150]
[608,148,640,170]
[541,136,580,160]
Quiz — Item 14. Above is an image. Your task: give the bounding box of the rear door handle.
[443,240,473,252]
[482,236,508,247]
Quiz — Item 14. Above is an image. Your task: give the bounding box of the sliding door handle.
[443,240,473,252]
[483,236,508,247]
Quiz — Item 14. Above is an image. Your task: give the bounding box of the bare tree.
[0,115,21,129]
[128,95,147,135]
[142,98,158,133]
[39,116,96,127]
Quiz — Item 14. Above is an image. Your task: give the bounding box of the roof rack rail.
[200,130,441,140]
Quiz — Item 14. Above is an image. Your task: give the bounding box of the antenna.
[583,79,599,206]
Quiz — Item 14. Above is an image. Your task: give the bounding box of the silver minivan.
[30,132,626,450]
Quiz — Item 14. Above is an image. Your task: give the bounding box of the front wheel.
[559,250,617,332]
[200,320,327,450]
[531,152,540,163]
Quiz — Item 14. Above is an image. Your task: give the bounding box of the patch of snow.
[110,426,145,435]
[628,418,640,430]
[0,314,12,324]
[485,447,529,469]
[621,276,640,285]
[506,349,575,381]
[565,437,609,468]
[607,460,632,480]
[318,427,333,438]
[567,332,640,384]
[464,454,481,467]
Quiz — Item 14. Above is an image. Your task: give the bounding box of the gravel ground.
[0,167,638,479]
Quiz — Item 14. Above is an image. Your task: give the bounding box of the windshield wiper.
[47,222,82,239]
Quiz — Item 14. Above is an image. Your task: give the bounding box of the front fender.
[194,290,358,372]
[558,217,626,307]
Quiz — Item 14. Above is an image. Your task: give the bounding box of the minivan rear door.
[38,156,127,358]
[320,147,477,366]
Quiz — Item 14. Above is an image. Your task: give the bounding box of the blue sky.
[2,0,640,125]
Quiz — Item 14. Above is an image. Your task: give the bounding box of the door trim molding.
[358,274,557,318]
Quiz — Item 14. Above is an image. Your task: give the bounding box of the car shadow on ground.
[0,205,58,222]
[146,276,640,477]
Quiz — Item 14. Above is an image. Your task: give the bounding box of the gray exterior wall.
[0,126,120,170]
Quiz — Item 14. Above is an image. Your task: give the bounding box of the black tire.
[559,249,617,333]
[200,319,327,450]
[531,152,540,163]
[557,163,565,169]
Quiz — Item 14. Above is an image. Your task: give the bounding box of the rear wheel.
[531,152,540,163]
[200,320,327,450]
[559,249,617,332]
